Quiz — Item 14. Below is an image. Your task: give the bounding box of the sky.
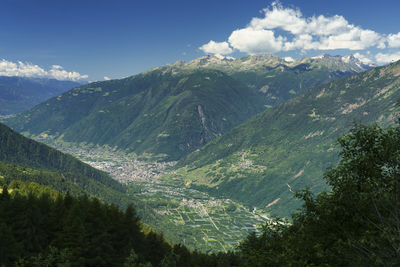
[1,0,400,81]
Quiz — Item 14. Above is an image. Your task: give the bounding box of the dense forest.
[0,181,239,266]
[1,121,399,266]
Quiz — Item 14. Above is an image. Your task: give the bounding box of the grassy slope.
[170,61,400,217]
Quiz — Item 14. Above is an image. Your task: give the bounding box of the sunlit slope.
[172,61,400,217]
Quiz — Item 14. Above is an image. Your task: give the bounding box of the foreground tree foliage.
[239,122,400,266]
[0,182,239,266]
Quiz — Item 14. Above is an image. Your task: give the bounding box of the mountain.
[169,60,400,217]
[181,53,373,105]
[5,54,370,161]
[6,68,265,161]
[0,76,80,115]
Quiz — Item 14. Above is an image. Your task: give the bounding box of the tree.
[238,122,400,265]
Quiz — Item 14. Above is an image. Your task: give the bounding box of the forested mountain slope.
[171,60,400,217]
[5,54,370,161]
[6,68,265,161]
[0,122,130,207]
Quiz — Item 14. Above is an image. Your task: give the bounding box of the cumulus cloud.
[388,32,400,48]
[249,2,306,35]
[0,59,88,81]
[199,40,233,56]
[353,52,374,65]
[228,28,284,54]
[199,1,398,62]
[284,56,294,62]
[375,51,400,64]
[317,28,383,50]
[104,76,111,80]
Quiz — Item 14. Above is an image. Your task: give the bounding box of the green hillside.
[0,122,146,210]
[5,54,369,161]
[7,69,265,161]
[169,60,400,217]
[0,122,122,193]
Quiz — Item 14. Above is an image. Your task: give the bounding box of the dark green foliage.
[0,182,239,267]
[237,122,400,265]
[0,161,133,211]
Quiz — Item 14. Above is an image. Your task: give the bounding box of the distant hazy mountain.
[0,76,80,115]
[172,60,400,217]
[5,54,371,161]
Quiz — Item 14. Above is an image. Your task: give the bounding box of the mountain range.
[2,54,399,253]
[5,54,371,161]
[0,76,80,115]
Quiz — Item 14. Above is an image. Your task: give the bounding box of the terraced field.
[127,181,268,252]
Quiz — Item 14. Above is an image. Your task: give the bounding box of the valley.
[3,0,400,264]
[37,138,269,252]
[5,55,398,251]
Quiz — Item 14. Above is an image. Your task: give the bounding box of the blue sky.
[1,0,400,81]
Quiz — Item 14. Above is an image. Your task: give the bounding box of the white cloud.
[104,76,111,80]
[353,52,374,64]
[250,2,306,35]
[228,28,284,54]
[284,56,294,62]
[306,15,350,36]
[388,32,400,48]
[375,51,400,64]
[318,28,383,50]
[0,59,88,81]
[199,40,233,55]
[49,65,88,81]
[284,34,319,51]
[199,1,395,59]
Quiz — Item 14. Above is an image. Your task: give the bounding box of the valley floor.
[36,139,269,252]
